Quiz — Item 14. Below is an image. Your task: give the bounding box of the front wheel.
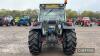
[63,29,77,55]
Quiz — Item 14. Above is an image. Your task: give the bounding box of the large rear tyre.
[63,29,77,55]
[28,30,42,55]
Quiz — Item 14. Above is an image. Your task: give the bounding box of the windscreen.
[39,8,65,21]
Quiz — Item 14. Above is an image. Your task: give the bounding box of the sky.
[0,0,99,11]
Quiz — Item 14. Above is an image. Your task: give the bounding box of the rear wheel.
[28,30,42,55]
[63,29,77,55]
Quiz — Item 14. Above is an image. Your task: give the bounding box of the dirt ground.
[0,26,100,56]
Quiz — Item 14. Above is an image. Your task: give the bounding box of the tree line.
[0,9,100,19]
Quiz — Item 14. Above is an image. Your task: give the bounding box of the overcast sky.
[0,0,99,11]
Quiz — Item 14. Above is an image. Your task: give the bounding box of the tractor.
[28,0,77,55]
[0,16,12,26]
[18,16,29,26]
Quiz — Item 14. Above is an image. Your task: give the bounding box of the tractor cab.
[39,4,66,22]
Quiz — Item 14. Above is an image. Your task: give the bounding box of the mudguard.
[62,23,75,29]
[30,23,42,31]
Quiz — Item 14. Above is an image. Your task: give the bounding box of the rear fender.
[62,23,75,29]
[30,23,42,31]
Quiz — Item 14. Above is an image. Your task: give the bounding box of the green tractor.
[28,0,77,55]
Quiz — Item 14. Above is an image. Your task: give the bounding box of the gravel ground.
[0,26,100,56]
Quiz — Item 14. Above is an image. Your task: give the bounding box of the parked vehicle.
[18,16,29,26]
[81,17,92,27]
[96,19,100,26]
[3,16,9,26]
[15,16,20,26]
[0,16,4,26]
[75,17,83,25]
[6,16,14,26]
